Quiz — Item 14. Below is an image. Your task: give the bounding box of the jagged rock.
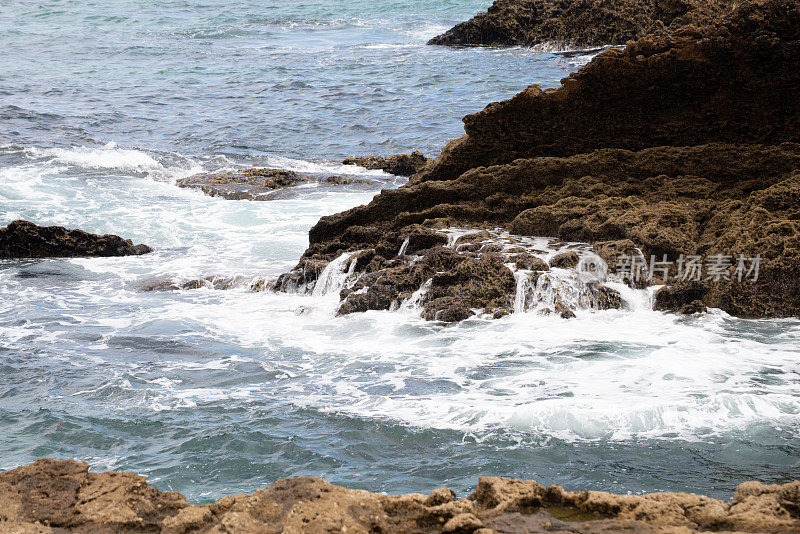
[176,168,306,200]
[342,151,429,177]
[420,1,800,183]
[284,0,800,320]
[679,299,708,314]
[399,224,449,255]
[424,255,517,321]
[553,298,576,319]
[513,253,549,271]
[428,0,735,48]
[549,251,579,269]
[596,286,625,310]
[0,220,152,259]
[3,460,798,533]
[653,281,709,312]
[140,276,244,292]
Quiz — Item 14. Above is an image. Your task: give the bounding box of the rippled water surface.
[2,0,799,503]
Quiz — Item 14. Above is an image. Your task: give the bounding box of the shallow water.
[1,0,799,503]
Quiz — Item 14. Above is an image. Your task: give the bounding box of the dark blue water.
[1,0,799,504]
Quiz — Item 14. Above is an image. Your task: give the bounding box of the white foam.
[26,142,162,172]
[264,154,395,178]
[2,154,799,446]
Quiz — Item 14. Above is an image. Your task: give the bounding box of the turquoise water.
[1,0,799,503]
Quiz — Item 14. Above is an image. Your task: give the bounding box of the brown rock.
[2,460,800,533]
[420,1,800,183]
[549,251,579,269]
[679,299,708,314]
[176,168,306,200]
[428,0,735,48]
[513,253,549,271]
[280,0,800,320]
[653,281,708,312]
[424,255,517,321]
[0,220,152,259]
[596,286,625,310]
[343,151,429,177]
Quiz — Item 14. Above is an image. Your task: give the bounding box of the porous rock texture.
[2,459,799,533]
[176,168,305,200]
[342,151,429,177]
[0,220,152,259]
[177,168,365,201]
[277,0,800,320]
[428,0,735,48]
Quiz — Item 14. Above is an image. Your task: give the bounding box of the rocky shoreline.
[1,459,798,533]
[275,0,800,321]
[428,0,736,48]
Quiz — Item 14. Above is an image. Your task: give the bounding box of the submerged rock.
[177,168,370,200]
[176,168,307,200]
[1,459,799,533]
[342,151,429,177]
[428,0,735,48]
[0,220,152,259]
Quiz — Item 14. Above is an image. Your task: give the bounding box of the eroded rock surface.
[1,460,799,533]
[176,168,367,201]
[277,0,800,320]
[0,220,152,259]
[342,151,429,177]
[428,0,736,48]
[176,168,306,200]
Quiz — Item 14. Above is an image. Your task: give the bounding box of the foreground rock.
[342,151,429,177]
[428,0,735,48]
[277,0,800,320]
[0,220,152,259]
[1,459,798,533]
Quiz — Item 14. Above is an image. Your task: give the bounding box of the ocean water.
[1,0,799,503]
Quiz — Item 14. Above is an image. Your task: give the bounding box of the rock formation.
[176,168,306,200]
[177,168,366,201]
[0,220,152,259]
[276,0,800,320]
[342,151,429,177]
[1,459,798,533]
[428,0,735,48]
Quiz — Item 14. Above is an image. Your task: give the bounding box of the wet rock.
[420,1,800,184]
[653,281,708,312]
[424,255,517,322]
[399,224,449,255]
[553,298,576,319]
[428,0,735,49]
[549,251,579,269]
[2,459,799,533]
[337,247,467,316]
[596,286,625,310]
[176,168,306,200]
[512,253,548,271]
[679,299,708,314]
[424,300,476,323]
[140,276,243,292]
[324,175,368,185]
[0,220,152,259]
[290,0,800,319]
[593,239,638,272]
[343,151,429,177]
